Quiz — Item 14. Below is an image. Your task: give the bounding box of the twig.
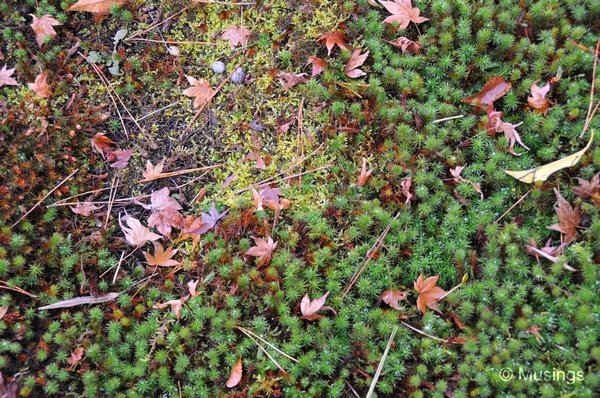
[137,101,181,122]
[126,5,194,41]
[400,321,447,343]
[99,247,139,278]
[0,281,38,298]
[345,382,361,398]
[495,187,533,223]
[104,174,119,229]
[580,39,599,138]
[10,169,78,229]
[236,326,298,362]
[432,114,464,124]
[126,37,217,45]
[138,163,222,183]
[366,325,398,398]
[568,38,600,56]
[238,328,286,373]
[341,213,400,299]
[112,251,126,285]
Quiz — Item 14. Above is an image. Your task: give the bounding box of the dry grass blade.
[400,321,447,343]
[237,327,286,373]
[39,292,119,310]
[366,325,398,398]
[580,39,599,138]
[236,326,298,363]
[0,281,38,298]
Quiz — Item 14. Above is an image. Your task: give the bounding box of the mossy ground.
[0,0,599,396]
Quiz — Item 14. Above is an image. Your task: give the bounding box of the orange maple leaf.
[306,56,327,77]
[143,242,179,267]
[245,236,277,268]
[317,31,349,56]
[414,274,446,314]
[356,157,373,187]
[30,14,61,47]
[548,189,580,244]
[183,76,215,108]
[380,289,408,310]
[28,71,52,98]
[381,0,429,30]
[221,25,251,48]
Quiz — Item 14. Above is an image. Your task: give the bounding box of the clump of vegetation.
[0,0,598,396]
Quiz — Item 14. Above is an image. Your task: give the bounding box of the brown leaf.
[345,49,369,78]
[386,36,421,54]
[317,31,349,56]
[226,357,243,388]
[109,148,133,169]
[30,14,61,47]
[0,305,8,320]
[68,0,127,14]
[300,291,330,321]
[39,292,119,310]
[414,274,446,315]
[28,71,52,98]
[380,289,407,310]
[67,347,85,369]
[356,157,373,187]
[246,236,277,267]
[381,0,429,30]
[154,298,186,320]
[90,132,115,157]
[548,189,580,244]
[183,76,215,108]
[463,76,512,107]
[0,65,18,87]
[188,280,200,298]
[142,159,165,180]
[401,177,412,204]
[144,242,179,267]
[573,172,600,206]
[119,214,162,247]
[221,25,251,48]
[527,82,551,114]
[278,72,307,90]
[70,201,101,217]
[306,56,327,77]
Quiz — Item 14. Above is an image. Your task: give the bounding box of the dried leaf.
[0,305,8,320]
[142,159,165,180]
[463,76,512,107]
[573,172,600,206]
[28,71,52,98]
[188,280,200,298]
[119,214,162,247]
[109,148,133,169]
[39,292,119,310]
[380,289,407,310]
[381,0,429,30]
[144,242,179,267]
[548,189,580,244]
[226,357,243,388]
[527,82,551,114]
[344,49,369,78]
[67,347,85,369]
[306,55,327,77]
[386,36,421,54]
[401,177,413,204]
[300,291,330,321]
[154,298,186,320]
[0,65,18,87]
[414,274,446,315]
[504,129,594,183]
[356,157,373,187]
[317,31,349,56]
[246,236,277,267]
[30,14,61,47]
[68,0,127,14]
[70,201,101,217]
[182,203,227,235]
[183,76,215,108]
[278,72,307,90]
[221,25,251,48]
[90,132,115,157]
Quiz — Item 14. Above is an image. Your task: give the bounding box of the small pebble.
[211,61,225,74]
[168,46,180,57]
[231,67,245,84]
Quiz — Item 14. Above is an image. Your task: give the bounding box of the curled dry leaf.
[226,357,243,388]
[381,0,429,30]
[527,82,551,114]
[345,49,369,78]
[119,214,161,247]
[67,347,85,369]
[356,157,373,187]
[142,159,165,180]
[221,25,251,48]
[30,14,61,47]
[39,292,119,310]
[414,274,446,315]
[28,71,52,98]
[386,36,421,54]
[463,76,511,107]
[90,132,115,157]
[143,242,179,267]
[246,236,277,268]
[548,189,580,244]
[317,31,349,56]
[68,0,127,14]
[306,55,327,77]
[300,291,333,321]
[380,289,408,310]
[70,201,101,217]
[183,76,215,109]
[278,72,307,90]
[0,65,18,87]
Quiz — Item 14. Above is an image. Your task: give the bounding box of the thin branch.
[366,325,398,398]
[495,187,533,223]
[0,281,38,298]
[237,328,286,373]
[236,326,298,363]
[400,321,447,343]
[432,114,464,124]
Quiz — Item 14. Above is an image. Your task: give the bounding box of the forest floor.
[0,0,598,397]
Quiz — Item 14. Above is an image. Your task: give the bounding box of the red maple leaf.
[317,31,349,56]
[245,236,277,268]
[414,274,446,314]
[381,0,429,30]
[548,189,580,244]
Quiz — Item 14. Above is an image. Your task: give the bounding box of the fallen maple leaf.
[380,289,407,310]
[226,357,243,388]
[306,55,327,77]
[381,0,429,30]
[144,242,179,267]
[221,25,251,48]
[0,65,18,87]
[154,298,186,320]
[548,189,580,244]
[183,76,215,109]
[67,347,85,370]
[246,236,277,267]
[279,72,307,90]
[573,172,600,206]
[527,82,551,114]
[142,187,182,213]
[28,71,51,98]
[182,203,227,235]
[90,132,115,157]
[70,201,101,216]
[30,14,61,47]
[463,76,512,107]
[386,36,421,54]
[401,177,413,204]
[497,120,529,155]
[109,148,133,169]
[300,291,333,321]
[414,274,446,315]
[188,280,200,298]
[356,157,373,187]
[345,49,369,78]
[142,159,165,180]
[68,0,127,14]
[317,31,349,56]
[119,214,161,246]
